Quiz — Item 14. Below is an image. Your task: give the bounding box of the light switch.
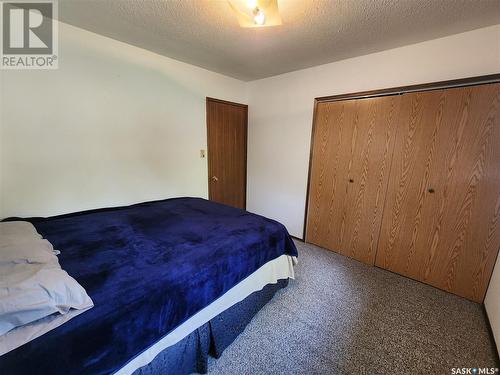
[200,149,206,158]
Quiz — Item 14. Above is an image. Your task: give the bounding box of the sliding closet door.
[306,96,400,265]
[376,83,500,302]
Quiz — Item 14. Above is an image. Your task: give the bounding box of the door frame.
[206,97,248,209]
[303,73,500,241]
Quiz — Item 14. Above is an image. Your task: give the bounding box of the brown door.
[206,98,248,209]
[305,95,400,265]
[376,83,500,302]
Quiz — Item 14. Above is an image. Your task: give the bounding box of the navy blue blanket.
[0,197,297,375]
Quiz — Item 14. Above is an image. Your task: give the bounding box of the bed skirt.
[133,279,289,375]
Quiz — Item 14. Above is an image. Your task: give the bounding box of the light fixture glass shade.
[253,9,266,25]
[228,0,282,28]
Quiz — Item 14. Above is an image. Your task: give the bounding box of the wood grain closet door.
[306,96,400,265]
[375,83,500,302]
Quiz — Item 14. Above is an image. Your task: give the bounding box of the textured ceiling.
[58,0,500,81]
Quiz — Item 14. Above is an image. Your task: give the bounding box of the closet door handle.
[428,188,435,193]
[349,179,354,183]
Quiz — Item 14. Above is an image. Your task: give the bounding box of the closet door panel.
[306,96,400,265]
[306,101,356,254]
[426,84,500,301]
[376,83,500,302]
[375,90,450,278]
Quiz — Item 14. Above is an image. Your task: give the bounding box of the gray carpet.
[206,240,499,374]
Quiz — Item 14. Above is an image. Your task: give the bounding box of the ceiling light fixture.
[253,8,266,26]
[228,0,282,28]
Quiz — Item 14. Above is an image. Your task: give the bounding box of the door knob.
[428,188,435,193]
[212,176,219,182]
[349,179,354,183]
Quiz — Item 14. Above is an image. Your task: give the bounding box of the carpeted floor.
[206,240,499,374]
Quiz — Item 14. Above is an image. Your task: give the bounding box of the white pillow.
[0,221,93,335]
[0,239,57,265]
[0,222,60,264]
[0,262,94,335]
[0,221,40,238]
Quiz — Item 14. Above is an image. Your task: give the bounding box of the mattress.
[119,253,295,374]
[0,197,298,374]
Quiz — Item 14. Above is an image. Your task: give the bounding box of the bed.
[0,197,298,374]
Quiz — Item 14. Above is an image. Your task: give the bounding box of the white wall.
[486,256,500,353]
[0,22,247,218]
[246,24,500,238]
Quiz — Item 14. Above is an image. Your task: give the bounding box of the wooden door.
[375,83,500,302]
[206,98,248,209]
[305,95,400,265]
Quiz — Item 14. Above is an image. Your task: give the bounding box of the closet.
[305,77,500,302]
